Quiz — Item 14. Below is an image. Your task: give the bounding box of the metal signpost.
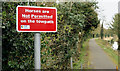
[16,5,57,70]
[34,33,41,69]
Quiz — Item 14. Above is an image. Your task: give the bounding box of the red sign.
[16,6,57,32]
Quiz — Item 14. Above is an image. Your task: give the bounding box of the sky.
[96,0,119,29]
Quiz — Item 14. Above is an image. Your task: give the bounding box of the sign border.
[16,5,57,32]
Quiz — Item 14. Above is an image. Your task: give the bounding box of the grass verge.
[73,39,90,69]
[95,38,118,65]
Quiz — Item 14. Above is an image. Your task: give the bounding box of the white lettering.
[21,20,26,23]
[25,9,41,13]
[42,10,49,13]
[31,14,53,19]
[22,14,30,18]
[36,20,54,24]
[28,20,35,23]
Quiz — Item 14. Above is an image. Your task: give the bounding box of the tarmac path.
[89,38,116,69]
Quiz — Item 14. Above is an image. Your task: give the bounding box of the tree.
[111,13,120,50]
[111,14,119,35]
[100,23,104,39]
[118,14,120,50]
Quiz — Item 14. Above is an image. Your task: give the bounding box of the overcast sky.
[96,0,119,29]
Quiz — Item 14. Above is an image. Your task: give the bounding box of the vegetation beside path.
[73,39,90,69]
[95,39,118,65]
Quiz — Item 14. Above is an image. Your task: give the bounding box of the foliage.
[2,2,35,70]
